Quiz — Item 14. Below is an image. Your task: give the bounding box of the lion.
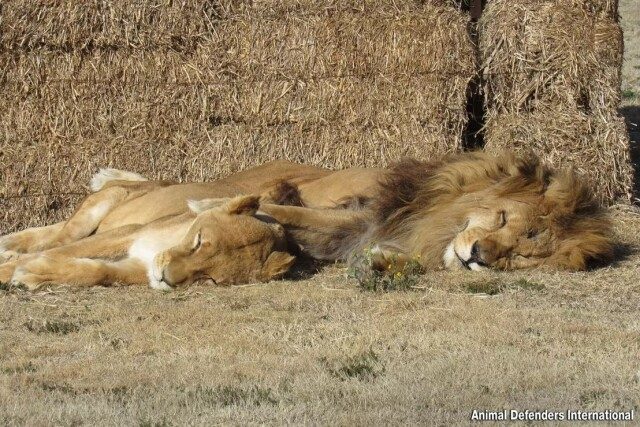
[257,152,615,272]
[0,171,296,290]
[0,151,614,290]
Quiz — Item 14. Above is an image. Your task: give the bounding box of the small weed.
[324,349,384,381]
[40,382,76,395]
[512,278,545,291]
[579,389,608,407]
[464,278,545,295]
[349,248,424,292]
[465,279,503,295]
[523,327,542,337]
[2,361,37,374]
[622,89,637,100]
[0,281,26,292]
[24,319,81,335]
[108,386,130,402]
[188,385,277,407]
[138,418,173,427]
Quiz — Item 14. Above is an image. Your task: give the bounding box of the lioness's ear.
[260,251,296,280]
[187,198,228,214]
[224,195,260,216]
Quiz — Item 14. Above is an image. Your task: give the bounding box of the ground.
[1,1,640,425]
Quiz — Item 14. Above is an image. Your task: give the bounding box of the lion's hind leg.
[11,256,147,290]
[26,169,159,252]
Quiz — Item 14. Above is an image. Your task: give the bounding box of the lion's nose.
[470,241,480,258]
[468,241,486,265]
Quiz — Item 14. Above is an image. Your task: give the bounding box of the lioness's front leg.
[0,225,141,283]
[0,223,65,262]
[11,256,147,290]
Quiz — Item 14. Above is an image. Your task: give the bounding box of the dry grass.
[0,1,475,232]
[479,0,633,203]
[1,1,639,423]
[1,207,639,425]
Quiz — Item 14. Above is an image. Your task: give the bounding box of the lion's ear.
[187,198,228,213]
[260,251,296,280]
[224,195,261,216]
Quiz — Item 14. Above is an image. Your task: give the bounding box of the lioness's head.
[376,152,614,271]
[152,195,295,289]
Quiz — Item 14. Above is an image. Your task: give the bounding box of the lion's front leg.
[11,256,147,290]
[259,204,371,261]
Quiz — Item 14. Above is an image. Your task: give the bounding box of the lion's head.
[153,195,295,288]
[374,152,614,271]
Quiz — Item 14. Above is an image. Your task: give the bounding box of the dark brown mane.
[373,158,442,223]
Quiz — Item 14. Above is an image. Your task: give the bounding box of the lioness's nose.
[160,268,173,287]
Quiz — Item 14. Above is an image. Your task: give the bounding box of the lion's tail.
[90,168,148,192]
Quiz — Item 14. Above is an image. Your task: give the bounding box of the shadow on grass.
[620,105,640,200]
[608,242,636,268]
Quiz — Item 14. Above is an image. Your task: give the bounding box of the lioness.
[0,171,295,289]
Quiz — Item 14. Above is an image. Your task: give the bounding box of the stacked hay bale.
[479,0,633,204]
[0,0,475,231]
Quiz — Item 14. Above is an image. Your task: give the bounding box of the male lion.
[257,152,615,272]
[0,171,295,290]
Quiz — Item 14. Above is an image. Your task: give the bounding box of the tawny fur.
[90,168,148,192]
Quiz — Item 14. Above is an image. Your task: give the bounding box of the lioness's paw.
[0,237,17,261]
[0,235,21,254]
[0,262,17,284]
[10,268,46,291]
[10,258,63,290]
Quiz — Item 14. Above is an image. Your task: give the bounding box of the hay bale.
[0,2,475,231]
[479,0,631,203]
[484,106,633,203]
[0,0,467,52]
[480,1,623,114]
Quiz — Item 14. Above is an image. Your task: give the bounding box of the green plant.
[349,248,424,292]
[324,349,384,381]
